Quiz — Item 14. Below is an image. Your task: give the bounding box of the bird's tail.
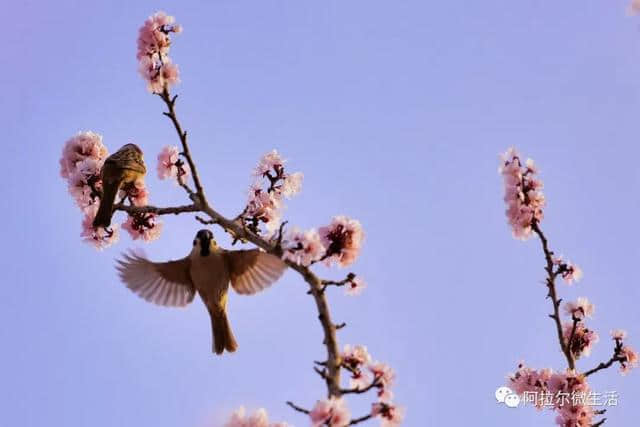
[93,180,119,229]
[211,310,238,355]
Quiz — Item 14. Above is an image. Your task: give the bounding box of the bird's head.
[121,143,143,155]
[194,229,217,256]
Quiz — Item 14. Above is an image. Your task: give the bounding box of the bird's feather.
[116,251,195,307]
[225,249,287,295]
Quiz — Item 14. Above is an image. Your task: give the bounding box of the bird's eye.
[193,240,197,246]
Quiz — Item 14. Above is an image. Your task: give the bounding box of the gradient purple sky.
[3,1,640,426]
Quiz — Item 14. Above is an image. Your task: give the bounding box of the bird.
[115,229,287,355]
[93,143,147,229]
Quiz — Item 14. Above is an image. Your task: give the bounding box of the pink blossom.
[281,228,325,266]
[68,176,99,213]
[281,172,303,198]
[369,361,396,402]
[348,369,371,390]
[309,398,351,427]
[629,0,640,15]
[561,262,582,285]
[67,158,103,213]
[345,276,366,296]
[549,370,590,397]
[319,216,364,267]
[253,150,285,177]
[555,404,595,427]
[372,402,405,427]
[60,131,108,179]
[619,345,639,375]
[611,329,628,341]
[563,322,599,359]
[342,344,372,389]
[563,297,594,320]
[138,57,180,93]
[342,344,372,367]
[160,61,180,87]
[246,186,283,234]
[81,212,119,250]
[244,151,303,234]
[157,145,190,184]
[508,363,595,416]
[499,148,545,240]
[224,407,289,427]
[120,179,149,207]
[136,11,181,93]
[508,362,553,404]
[122,213,163,242]
[136,11,178,60]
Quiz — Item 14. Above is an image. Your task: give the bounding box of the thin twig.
[532,221,575,370]
[195,215,216,225]
[313,273,356,294]
[584,356,625,377]
[340,377,380,395]
[159,89,206,201]
[349,414,374,425]
[114,203,199,216]
[286,401,310,415]
[584,337,625,377]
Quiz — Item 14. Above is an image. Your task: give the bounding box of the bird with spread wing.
[116,229,287,355]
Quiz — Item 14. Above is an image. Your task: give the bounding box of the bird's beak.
[200,237,211,256]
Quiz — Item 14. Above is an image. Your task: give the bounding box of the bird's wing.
[225,249,287,295]
[116,251,195,307]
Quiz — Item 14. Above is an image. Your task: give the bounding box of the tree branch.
[584,356,625,377]
[159,89,206,201]
[114,203,200,216]
[532,221,575,370]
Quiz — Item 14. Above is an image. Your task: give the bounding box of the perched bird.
[93,143,147,228]
[116,229,287,354]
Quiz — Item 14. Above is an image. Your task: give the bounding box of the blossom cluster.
[563,322,599,360]
[60,132,119,249]
[339,345,404,426]
[136,11,181,93]
[309,397,351,427]
[560,297,599,359]
[509,363,598,425]
[157,145,190,185]
[281,216,364,269]
[499,147,545,240]
[244,150,303,234]
[224,407,289,427]
[611,330,639,375]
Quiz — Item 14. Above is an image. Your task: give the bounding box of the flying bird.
[116,230,287,355]
[93,143,147,228]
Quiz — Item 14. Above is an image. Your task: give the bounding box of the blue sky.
[3,1,640,426]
